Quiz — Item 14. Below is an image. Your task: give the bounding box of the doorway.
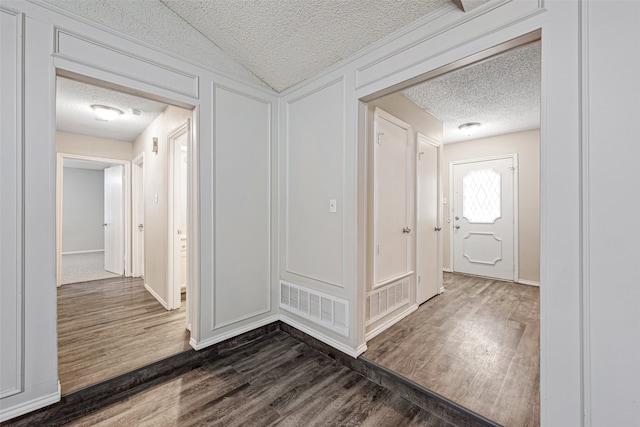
[56,155,129,286]
[55,73,196,394]
[360,33,541,426]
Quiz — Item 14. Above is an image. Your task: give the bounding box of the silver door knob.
[402,226,411,234]
[434,227,442,231]
[455,225,460,229]
[103,223,108,227]
[138,224,144,230]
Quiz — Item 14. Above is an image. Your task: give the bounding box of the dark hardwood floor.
[58,277,190,394]
[64,332,455,427]
[363,273,540,427]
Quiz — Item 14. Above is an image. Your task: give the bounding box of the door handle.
[455,225,460,229]
[103,223,108,227]
[402,226,411,234]
[434,227,442,231]
[138,224,144,230]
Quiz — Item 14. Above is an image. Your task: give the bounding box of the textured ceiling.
[57,76,168,142]
[45,0,453,92]
[160,0,452,92]
[50,1,538,144]
[402,41,541,143]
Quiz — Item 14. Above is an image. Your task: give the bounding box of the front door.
[452,156,516,280]
[104,165,123,275]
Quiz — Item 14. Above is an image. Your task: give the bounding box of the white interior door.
[168,121,189,311]
[104,165,124,275]
[374,108,412,286]
[416,134,441,304]
[132,155,144,278]
[452,156,516,280]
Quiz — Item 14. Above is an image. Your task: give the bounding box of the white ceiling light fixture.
[458,122,481,137]
[91,104,124,121]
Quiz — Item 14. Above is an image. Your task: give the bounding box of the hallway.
[364,273,540,426]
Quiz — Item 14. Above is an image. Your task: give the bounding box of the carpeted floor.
[61,252,122,285]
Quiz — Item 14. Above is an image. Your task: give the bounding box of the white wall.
[584,2,640,425]
[2,0,640,425]
[132,106,192,307]
[61,167,104,253]
[0,0,278,421]
[442,130,540,283]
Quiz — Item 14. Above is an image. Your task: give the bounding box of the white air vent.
[280,280,349,337]
[366,277,410,325]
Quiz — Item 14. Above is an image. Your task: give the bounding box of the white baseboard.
[0,382,60,423]
[144,283,169,310]
[365,303,418,341]
[516,279,540,287]
[61,249,104,255]
[280,314,365,358]
[442,267,453,273]
[191,315,279,350]
[438,287,445,294]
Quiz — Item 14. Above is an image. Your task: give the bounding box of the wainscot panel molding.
[284,77,346,288]
[0,5,24,401]
[55,29,199,99]
[212,84,273,330]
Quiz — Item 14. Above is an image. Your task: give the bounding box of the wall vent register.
[280,281,349,337]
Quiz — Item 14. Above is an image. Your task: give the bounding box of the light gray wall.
[61,167,104,253]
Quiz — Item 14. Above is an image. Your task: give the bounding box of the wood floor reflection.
[364,273,540,427]
[57,277,190,394]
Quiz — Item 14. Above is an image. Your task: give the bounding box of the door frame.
[415,132,443,301]
[55,152,131,287]
[372,107,414,289]
[167,119,190,311]
[131,152,145,278]
[449,153,519,281]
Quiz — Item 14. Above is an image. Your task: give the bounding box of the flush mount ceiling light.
[91,104,124,121]
[458,122,481,137]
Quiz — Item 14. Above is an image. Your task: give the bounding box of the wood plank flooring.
[58,277,190,394]
[65,332,456,427]
[363,273,540,427]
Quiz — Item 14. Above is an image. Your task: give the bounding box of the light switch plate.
[329,199,337,213]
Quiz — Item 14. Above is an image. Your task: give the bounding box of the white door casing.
[168,120,190,311]
[373,108,413,287]
[104,165,124,275]
[451,155,518,281]
[132,153,145,278]
[416,133,442,304]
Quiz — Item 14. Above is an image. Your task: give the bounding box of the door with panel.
[373,108,413,288]
[416,134,442,304]
[451,156,516,281]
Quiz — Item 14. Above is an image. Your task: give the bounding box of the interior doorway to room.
[56,156,128,286]
[361,31,541,427]
[55,74,195,394]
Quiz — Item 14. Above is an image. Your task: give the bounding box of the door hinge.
[377,244,380,255]
[377,132,384,145]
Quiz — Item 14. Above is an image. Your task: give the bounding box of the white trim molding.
[517,279,540,287]
[366,303,418,341]
[279,315,364,358]
[0,382,60,423]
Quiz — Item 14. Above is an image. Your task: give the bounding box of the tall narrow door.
[374,108,413,287]
[104,165,124,275]
[416,134,441,304]
[452,156,515,280]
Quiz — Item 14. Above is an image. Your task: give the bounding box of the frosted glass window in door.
[462,168,501,223]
